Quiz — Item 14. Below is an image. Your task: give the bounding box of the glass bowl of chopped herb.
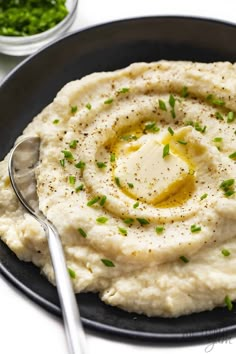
[0,0,78,56]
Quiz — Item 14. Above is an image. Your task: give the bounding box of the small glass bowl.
[0,0,78,56]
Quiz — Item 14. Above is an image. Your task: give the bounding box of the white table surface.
[1,1,236,353]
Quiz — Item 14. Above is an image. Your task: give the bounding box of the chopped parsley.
[75,161,86,169]
[221,249,230,257]
[177,140,187,145]
[86,103,92,110]
[200,193,208,200]
[168,127,174,136]
[127,182,134,189]
[71,105,78,114]
[181,86,189,98]
[96,162,107,169]
[117,87,129,94]
[69,140,78,149]
[53,119,59,124]
[61,150,74,161]
[190,224,202,233]
[133,201,139,209]
[144,122,160,133]
[75,184,84,192]
[101,259,115,267]
[99,195,107,206]
[163,144,170,158]
[78,228,87,238]
[224,295,233,311]
[60,159,65,167]
[68,176,76,185]
[118,227,128,236]
[123,218,134,225]
[87,196,100,206]
[155,225,165,234]
[68,268,76,279]
[115,177,121,187]
[96,216,108,224]
[227,112,235,123]
[229,152,236,160]
[110,153,116,162]
[158,99,167,111]
[179,255,189,263]
[136,218,149,226]
[104,98,113,104]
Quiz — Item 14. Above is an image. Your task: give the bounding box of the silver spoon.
[8,136,88,354]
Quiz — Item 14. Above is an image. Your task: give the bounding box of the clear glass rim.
[0,0,78,44]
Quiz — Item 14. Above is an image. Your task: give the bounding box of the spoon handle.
[45,222,88,354]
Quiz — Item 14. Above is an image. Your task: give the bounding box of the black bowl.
[1,16,236,343]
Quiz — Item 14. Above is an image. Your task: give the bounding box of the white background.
[1,1,236,354]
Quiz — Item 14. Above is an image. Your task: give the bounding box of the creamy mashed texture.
[0,61,236,317]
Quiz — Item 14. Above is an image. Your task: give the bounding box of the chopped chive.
[221,249,230,257]
[71,105,78,114]
[96,162,107,169]
[144,122,160,133]
[115,177,121,187]
[68,176,76,185]
[101,258,115,267]
[110,153,116,162]
[99,195,107,206]
[169,94,176,108]
[163,144,170,158]
[96,216,108,224]
[62,150,74,160]
[170,108,176,119]
[229,152,236,160]
[215,112,224,120]
[158,99,167,111]
[123,218,134,225]
[86,103,92,110]
[87,196,100,206]
[127,182,134,189]
[207,95,225,106]
[133,202,139,209]
[120,135,138,141]
[69,140,78,149]
[179,255,189,263]
[213,137,223,142]
[53,119,59,124]
[220,179,235,189]
[190,224,202,233]
[181,86,189,98]
[68,267,76,279]
[118,227,128,236]
[117,87,129,94]
[136,218,149,226]
[224,190,235,197]
[224,295,233,311]
[75,161,86,169]
[78,228,87,238]
[177,140,187,145]
[60,159,65,167]
[155,225,165,234]
[104,98,113,104]
[200,193,208,200]
[227,112,235,123]
[75,184,84,192]
[168,127,174,136]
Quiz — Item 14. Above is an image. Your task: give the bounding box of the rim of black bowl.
[1,15,236,343]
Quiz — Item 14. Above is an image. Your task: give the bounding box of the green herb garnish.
[224,295,233,311]
[53,119,59,124]
[200,193,208,200]
[61,150,74,161]
[69,140,78,149]
[155,225,165,234]
[68,268,76,279]
[104,98,113,104]
[229,152,236,160]
[181,86,189,98]
[117,87,129,94]
[220,179,235,197]
[127,182,134,189]
[207,94,225,106]
[133,202,139,209]
[179,256,189,263]
[123,218,134,225]
[87,196,100,206]
[78,228,87,238]
[163,144,170,158]
[215,112,224,120]
[190,224,202,233]
[96,216,108,224]
[158,99,167,111]
[137,218,150,226]
[60,159,65,168]
[71,105,78,114]
[101,258,115,267]
[68,176,76,185]
[96,162,107,169]
[75,161,86,169]
[118,227,128,236]
[213,137,223,142]
[86,103,92,110]
[110,153,116,162]
[169,94,176,108]
[120,135,138,141]
[115,177,121,187]
[227,112,235,123]
[75,184,84,192]
[99,195,107,206]
[168,127,174,136]
[222,249,230,257]
[144,122,160,133]
[177,140,187,145]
